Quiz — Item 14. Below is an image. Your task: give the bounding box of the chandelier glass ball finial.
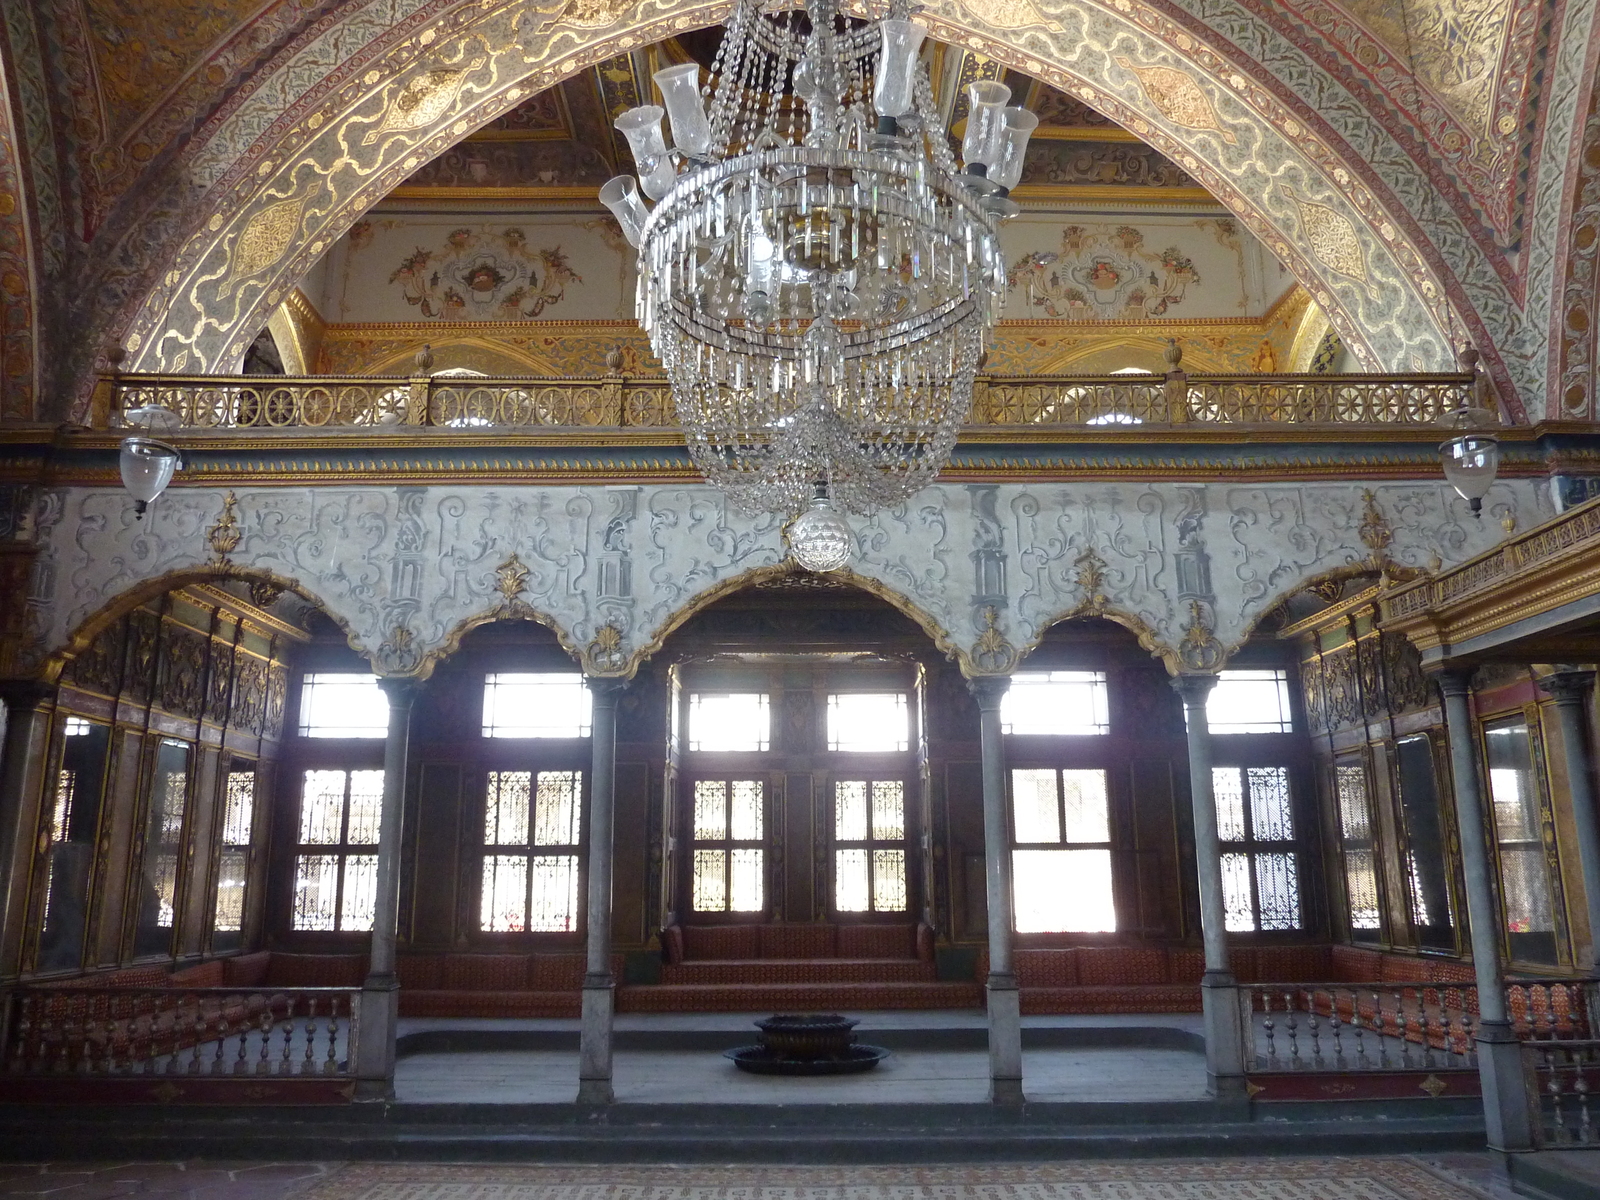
[787,489,854,573]
[598,0,1031,547]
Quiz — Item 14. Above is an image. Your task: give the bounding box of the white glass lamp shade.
[873,20,927,119]
[961,81,1012,171]
[787,498,853,572]
[1441,432,1499,515]
[989,107,1039,191]
[599,176,650,248]
[119,437,181,517]
[615,105,677,200]
[654,64,712,158]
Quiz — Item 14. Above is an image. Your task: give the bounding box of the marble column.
[968,675,1022,1105]
[354,676,421,1101]
[1541,670,1600,974]
[0,682,56,981]
[579,677,627,1104]
[1437,668,1531,1151]
[1172,674,1248,1100]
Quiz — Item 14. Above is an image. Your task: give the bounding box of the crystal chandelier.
[600,0,1031,565]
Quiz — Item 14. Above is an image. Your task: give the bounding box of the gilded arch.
[100,0,1492,406]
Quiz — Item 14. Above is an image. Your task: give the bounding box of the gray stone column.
[1172,674,1248,1100]
[968,675,1022,1105]
[0,682,56,981]
[1541,670,1600,974]
[579,677,627,1105]
[1438,669,1532,1152]
[355,676,421,1101]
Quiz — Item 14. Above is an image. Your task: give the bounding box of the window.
[1485,719,1558,964]
[480,770,583,932]
[298,674,389,738]
[1334,759,1380,938]
[134,739,191,956]
[688,693,770,752]
[834,780,909,913]
[690,779,765,913]
[37,718,110,972]
[1395,734,1456,951]
[483,674,592,738]
[1206,670,1294,734]
[1214,765,1302,931]
[291,769,384,931]
[826,693,909,753]
[1010,768,1115,933]
[212,766,255,937]
[1001,671,1110,736]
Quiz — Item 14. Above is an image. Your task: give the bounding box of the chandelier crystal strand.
[600,0,1030,560]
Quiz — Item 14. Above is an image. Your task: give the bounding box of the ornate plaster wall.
[22,478,1548,684]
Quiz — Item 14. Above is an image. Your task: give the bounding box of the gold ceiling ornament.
[493,553,532,605]
[362,67,481,145]
[1358,488,1394,559]
[561,0,636,28]
[220,197,305,298]
[1072,546,1109,615]
[206,492,243,563]
[585,621,628,673]
[1178,599,1224,671]
[970,605,1018,674]
[955,0,1063,32]
[1286,191,1371,288]
[1113,57,1237,145]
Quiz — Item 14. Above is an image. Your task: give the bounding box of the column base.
[1200,974,1248,1095]
[578,981,616,1105]
[353,981,399,1101]
[986,975,1023,1105]
[353,1077,394,1103]
[1477,1021,1534,1153]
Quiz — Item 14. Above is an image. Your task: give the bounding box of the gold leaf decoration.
[1073,547,1108,615]
[1114,57,1237,145]
[971,605,1017,674]
[206,492,242,563]
[586,621,627,673]
[958,0,1062,32]
[1358,488,1393,557]
[1288,191,1369,284]
[362,69,476,146]
[1178,600,1223,671]
[221,197,304,297]
[494,553,530,604]
[560,0,635,29]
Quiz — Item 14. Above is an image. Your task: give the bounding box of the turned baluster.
[1328,992,1343,1065]
[1549,1048,1567,1143]
[1262,991,1277,1067]
[302,996,318,1075]
[1373,991,1389,1067]
[1461,1009,1476,1067]
[185,1003,204,1075]
[1284,992,1301,1067]
[255,1009,274,1076]
[1307,994,1322,1066]
[278,1000,295,1075]
[324,997,340,1076]
[1575,1056,1593,1146]
[1394,990,1412,1068]
[1350,990,1367,1069]
[234,1001,251,1075]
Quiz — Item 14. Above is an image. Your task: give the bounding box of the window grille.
[479,770,583,932]
[135,739,192,956]
[1334,758,1381,936]
[833,779,909,913]
[290,768,385,931]
[1484,719,1559,964]
[213,767,255,934]
[1009,767,1115,932]
[1213,765,1302,931]
[690,778,765,913]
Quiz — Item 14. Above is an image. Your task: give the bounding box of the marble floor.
[393,1045,1212,1104]
[0,1156,1537,1200]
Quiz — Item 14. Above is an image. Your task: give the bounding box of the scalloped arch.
[112,0,1481,404]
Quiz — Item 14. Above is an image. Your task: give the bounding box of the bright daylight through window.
[1001,671,1109,735]
[688,694,771,752]
[299,674,389,738]
[827,693,909,753]
[482,673,592,738]
[1011,768,1115,932]
[1205,670,1294,734]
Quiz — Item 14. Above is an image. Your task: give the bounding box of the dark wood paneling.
[784,771,814,921]
[410,762,462,948]
[613,761,650,946]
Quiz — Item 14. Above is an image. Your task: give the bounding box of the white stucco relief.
[27,479,1548,678]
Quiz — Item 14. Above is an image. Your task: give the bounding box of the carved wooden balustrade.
[102,370,1479,431]
[0,985,360,1101]
[1242,979,1595,1102]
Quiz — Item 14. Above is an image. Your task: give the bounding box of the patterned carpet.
[294,1160,1501,1200]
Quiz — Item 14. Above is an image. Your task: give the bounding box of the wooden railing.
[102,370,1480,432]
[1526,1039,1600,1147]
[0,986,360,1098]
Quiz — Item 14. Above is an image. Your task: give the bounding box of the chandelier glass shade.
[601,0,1026,521]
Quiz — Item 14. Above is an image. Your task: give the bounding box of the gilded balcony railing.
[103,369,1480,432]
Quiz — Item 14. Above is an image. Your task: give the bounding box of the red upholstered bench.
[396,952,619,1017]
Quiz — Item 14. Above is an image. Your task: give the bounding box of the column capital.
[1540,669,1596,704]
[375,675,423,707]
[965,674,1010,708]
[1170,673,1218,705]
[0,680,56,713]
[585,676,630,705]
[1434,666,1474,699]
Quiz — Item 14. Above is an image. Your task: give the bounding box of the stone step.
[616,980,983,1012]
[661,959,939,985]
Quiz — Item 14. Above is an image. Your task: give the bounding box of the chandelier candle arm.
[609,0,1018,557]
